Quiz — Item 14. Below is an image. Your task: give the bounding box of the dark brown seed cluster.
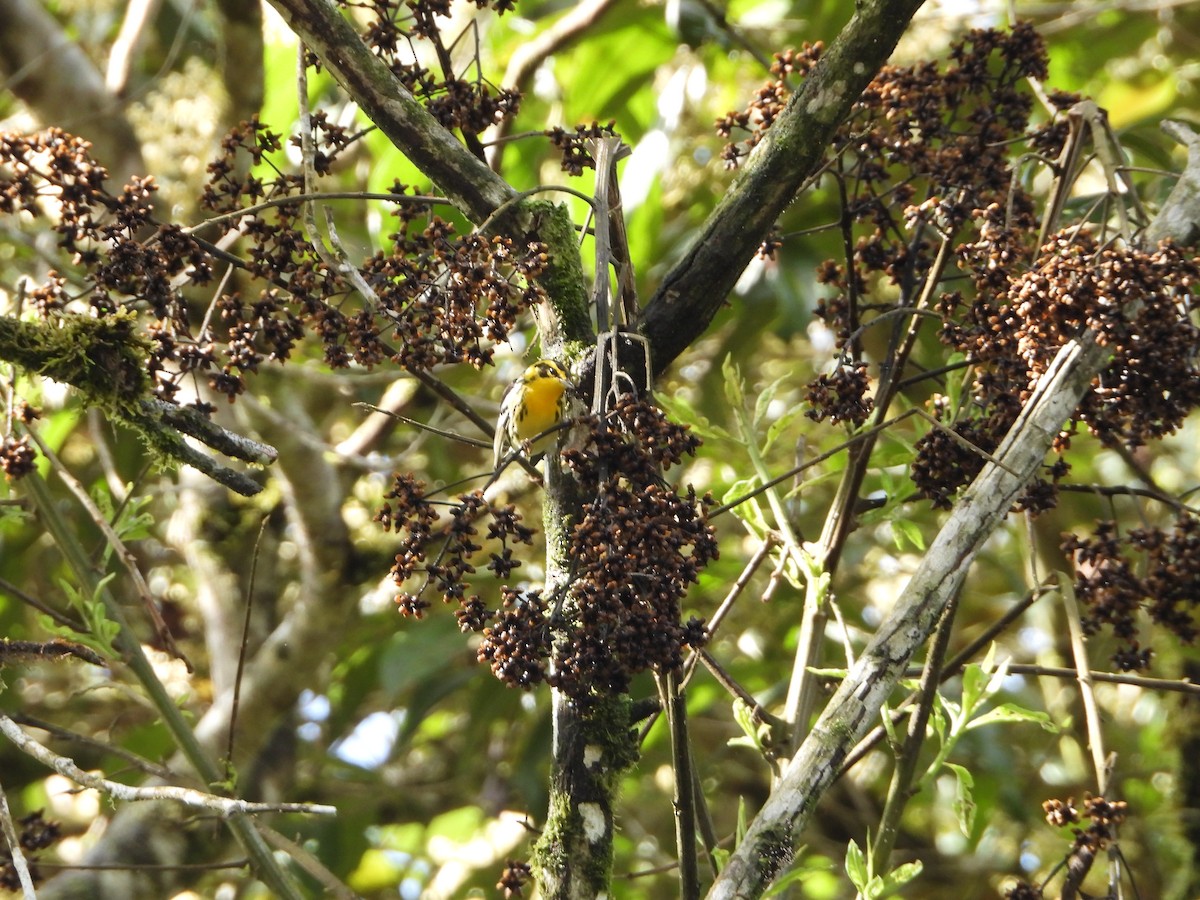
[0,810,61,891]
[497,859,532,898]
[479,398,715,700]
[1,1,539,419]
[376,475,535,626]
[545,121,619,176]
[805,362,874,426]
[719,26,1083,508]
[203,118,550,380]
[922,233,1200,507]
[715,43,824,168]
[1062,515,1200,670]
[720,22,1200,512]
[337,1,520,139]
[909,411,1005,510]
[0,435,37,481]
[1006,795,1129,898]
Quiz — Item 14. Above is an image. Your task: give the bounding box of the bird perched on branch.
[493,359,572,469]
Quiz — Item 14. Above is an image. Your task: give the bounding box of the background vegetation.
[1,0,1200,898]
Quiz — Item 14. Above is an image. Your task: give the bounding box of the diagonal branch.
[705,97,1200,900]
[0,714,336,817]
[263,0,515,223]
[640,0,927,375]
[709,329,1108,899]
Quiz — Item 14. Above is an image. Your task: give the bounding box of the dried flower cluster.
[721,24,1200,523]
[342,0,520,141]
[376,474,536,627]
[720,27,1069,434]
[476,398,715,699]
[545,121,618,176]
[1061,515,1200,670]
[946,231,1200,436]
[0,435,36,481]
[497,859,532,898]
[0,810,60,891]
[202,118,549,379]
[805,362,874,426]
[377,399,714,700]
[0,0,541,445]
[0,115,547,419]
[1005,795,1129,898]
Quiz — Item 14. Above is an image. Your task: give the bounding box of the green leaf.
[763,403,808,454]
[876,859,924,897]
[658,392,735,442]
[967,704,1058,732]
[729,698,773,756]
[873,431,917,467]
[844,839,868,891]
[722,478,768,534]
[41,575,120,660]
[891,517,925,551]
[722,355,746,409]
[946,762,976,836]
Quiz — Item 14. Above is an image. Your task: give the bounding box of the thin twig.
[1061,580,1110,793]
[227,516,270,769]
[11,714,177,781]
[870,589,961,876]
[258,826,358,899]
[0,714,336,817]
[708,410,920,518]
[25,428,190,669]
[840,585,1049,775]
[660,670,700,900]
[0,575,81,630]
[0,774,37,899]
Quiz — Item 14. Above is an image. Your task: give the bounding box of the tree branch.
[706,98,1200,900]
[0,0,146,185]
[0,714,336,818]
[640,0,927,375]
[263,0,515,222]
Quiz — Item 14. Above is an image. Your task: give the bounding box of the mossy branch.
[0,312,275,496]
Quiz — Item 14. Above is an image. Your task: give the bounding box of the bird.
[493,359,572,469]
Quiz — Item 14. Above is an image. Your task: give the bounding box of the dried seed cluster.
[341,0,520,139]
[0,435,36,481]
[378,401,715,700]
[1,0,540,435]
[721,27,1071,434]
[0,114,546,417]
[1062,515,1200,670]
[479,398,716,700]
[721,26,1200,517]
[496,859,532,898]
[545,121,619,176]
[804,362,874,426]
[376,474,535,627]
[0,810,60,891]
[1005,795,1128,898]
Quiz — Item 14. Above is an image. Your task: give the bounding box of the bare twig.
[0,775,37,899]
[258,826,358,899]
[11,714,176,781]
[0,714,337,818]
[659,670,700,900]
[226,517,271,770]
[26,429,190,669]
[870,590,961,877]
